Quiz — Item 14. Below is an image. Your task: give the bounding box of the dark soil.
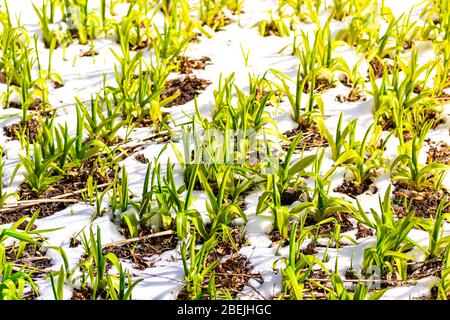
[0,71,7,84]
[267,221,300,244]
[3,118,41,142]
[268,229,283,243]
[177,252,257,300]
[69,236,81,248]
[302,269,330,299]
[403,40,413,50]
[178,229,259,299]
[336,89,366,103]
[355,222,374,239]
[103,230,178,270]
[280,187,305,205]
[133,112,170,127]
[379,110,443,133]
[426,140,450,164]
[282,121,328,152]
[267,217,351,248]
[131,112,173,144]
[368,58,393,79]
[213,254,256,295]
[17,220,37,231]
[71,287,96,300]
[407,259,443,280]
[79,49,99,57]
[134,153,149,164]
[0,200,71,225]
[260,21,283,37]
[19,156,115,200]
[303,78,336,94]
[6,98,47,112]
[5,243,52,272]
[255,89,268,101]
[437,92,450,102]
[174,56,211,74]
[161,75,211,108]
[189,32,202,43]
[392,182,450,219]
[301,242,318,255]
[22,290,39,300]
[305,212,355,235]
[403,130,413,142]
[204,12,232,31]
[378,115,396,131]
[0,157,116,224]
[334,178,377,198]
[345,268,358,280]
[414,85,423,94]
[130,38,151,51]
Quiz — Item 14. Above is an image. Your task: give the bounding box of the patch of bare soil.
[174,56,211,74]
[0,71,7,84]
[303,270,330,300]
[79,48,99,57]
[132,115,172,144]
[3,118,41,142]
[71,287,96,300]
[161,75,211,108]
[268,220,303,245]
[268,224,318,251]
[403,40,413,50]
[177,252,257,300]
[437,92,450,102]
[355,222,374,239]
[133,112,169,127]
[134,153,149,164]
[189,32,202,43]
[379,110,443,133]
[301,242,318,255]
[130,38,151,51]
[5,243,52,273]
[419,286,441,300]
[6,97,48,111]
[426,140,450,164]
[0,157,116,224]
[17,220,37,231]
[213,254,256,296]
[255,89,268,101]
[420,111,445,128]
[103,229,178,270]
[178,229,260,299]
[22,290,39,300]
[268,229,283,244]
[368,58,393,79]
[260,21,283,37]
[305,212,355,235]
[407,259,443,280]
[334,178,377,198]
[336,89,366,103]
[378,115,396,131]
[392,182,450,219]
[282,121,328,152]
[204,12,232,31]
[69,236,81,248]
[280,186,306,205]
[345,268,358,280]
[303,78,336,94]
